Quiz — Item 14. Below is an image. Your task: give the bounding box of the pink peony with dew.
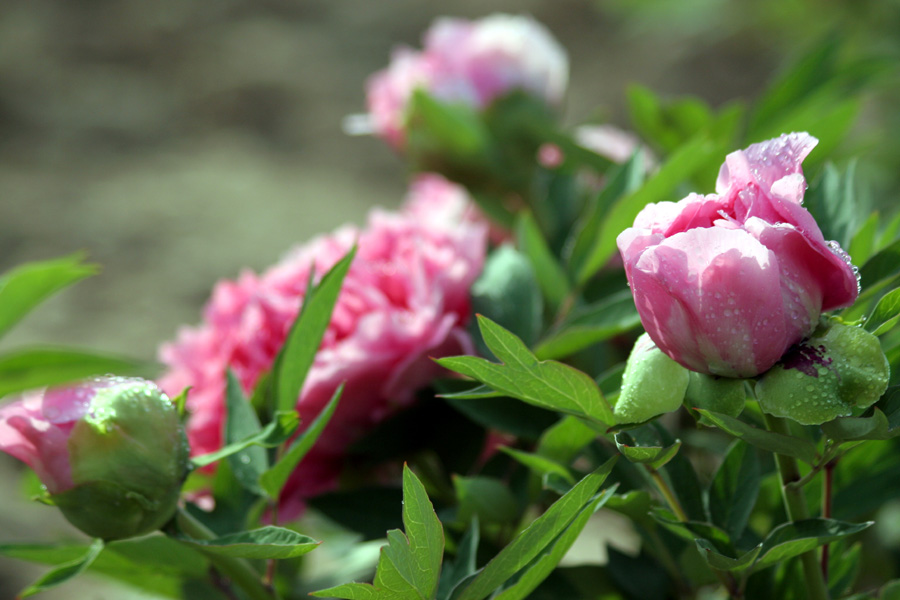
[159,179,487,517]
[617,132,859,378]
[366,13,568,149]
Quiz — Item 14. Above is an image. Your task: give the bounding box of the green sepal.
[614,332,689,424]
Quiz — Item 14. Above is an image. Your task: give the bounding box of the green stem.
[647,467,740,598]
[175,508,277,600]
[763,413,830,600]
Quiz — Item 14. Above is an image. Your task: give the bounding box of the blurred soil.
[0,1,778,597]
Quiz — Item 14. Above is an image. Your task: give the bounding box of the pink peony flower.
[366,14,568,148]
[617,133,859,378]
[0,376,189,539]
[158,179,487,516]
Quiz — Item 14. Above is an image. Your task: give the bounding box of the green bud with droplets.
[615,332,690,424]
[0,376,190,540]
[756,320,890,425]
[685,372,746,419]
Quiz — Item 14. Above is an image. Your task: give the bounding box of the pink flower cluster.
[367,13,568,148]
[159,174,487,515]
[617,133,859,378]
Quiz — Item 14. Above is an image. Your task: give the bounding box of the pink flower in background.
[366,13,568,148]
[159,179,487,516]
[575,124,657,170]
[617,133,859,378]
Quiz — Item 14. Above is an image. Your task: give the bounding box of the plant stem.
[763,413,831,600]
[646,467,740,598]
[175,507,277,600]
[821,458,837,581]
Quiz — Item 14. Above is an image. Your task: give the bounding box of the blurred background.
[1,0,897,597]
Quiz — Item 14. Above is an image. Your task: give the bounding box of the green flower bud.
[0,377,190,540]
[756,321,890,425]
[615,332,690,424]
[684,372,747,419]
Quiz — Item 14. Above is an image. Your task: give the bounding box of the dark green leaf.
[822,408,893,442]
[860,238,900,292]
[438,316,614,426]
[492,486,617,600]
[191,411,300,468]
[0,253,98,340]
[501,447,575,484]
[444,395,558,440]
[454,475,520,524]
[865,287,900,336]
[653,509,733,555]
[0,347,147,399]
[614,430,681,470]
[274,247,355,413]
[516,212,570,313]
[707,440,760,541]
[566,151,645,283]
[535,416,598,465]
[178,526,319,559]
[849,211,879,268]
[259,383,343,499]
[407,88,491,162]
[308,487,403,541]
[454,458,617,600]
[470,245,543,350]
[18,538,104,598]
[224,369,267,495]
[579,135,718,283]
[695,538,761,573]
[534,290,641,360]
[438,518,479,600]
[312,465,443,600]
[696,409,818,465]
[753,518,872,572]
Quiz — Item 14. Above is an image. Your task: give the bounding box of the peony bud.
[0,376,190,540]
[756,321,890,425]
[617,133,859,377]
[615,333,690,424]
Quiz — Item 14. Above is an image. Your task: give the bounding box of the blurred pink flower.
[159,179,487,516]
[575,124,657,170]
[366,14,568,148]
[617,132,859,378]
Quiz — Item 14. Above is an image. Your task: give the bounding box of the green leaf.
[805,162,861,251]
[259,383,343,499]
[437,316,614,426]
[224,369,267,495]
[849,211,879,268]
[0,347,147,399]
[614,426,681,470]
[516,212,570,313]
[707,440,760,541]
[860,238,900,292]
[470,245,543,350]
[492,486,617,600]
[0,253,98,340]
[312,465,444,600]
[454,475,520,524]
[407,88,491,162]
[534,290,641,360]
[696,409,818,465]
[18,538,104,598]
[191,411,300,468]
[577,134,718,284]
[822,407,893,442]
[443,395,558,440]
[178,526,319,559]
[454,458,617,600]
[752,518,872,572]
[566,150,645,283]
[500,447,575,484]
[652,509,733,553]
[695,538,761,573]
[535,416,598,465]
[865,287,900,336]
[437,517,479,600]
[274,246,356,413]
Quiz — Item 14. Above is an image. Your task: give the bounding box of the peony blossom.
[617,133,859,378]
[159,177,487,516]
[0,377,189,539]
[366,14,568,148]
